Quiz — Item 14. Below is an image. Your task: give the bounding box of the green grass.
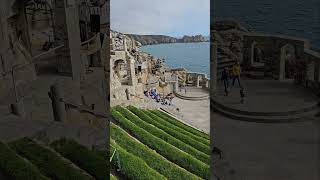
[9,138,94,180]
[151,110,210,139]
[0,141,49,180]
[111,123,202,180]
[110,174,117,180]
[114,106,209,164]
[146,110,210,146]
[127,106,210,154]
[111,109,210,179]
[110,140,166,180]
[50,138,108,180]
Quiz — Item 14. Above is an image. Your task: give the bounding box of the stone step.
[211,99,319,123]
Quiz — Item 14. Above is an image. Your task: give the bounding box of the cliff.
[126,34,208,45]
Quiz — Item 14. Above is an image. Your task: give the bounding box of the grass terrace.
[110,105,210,179]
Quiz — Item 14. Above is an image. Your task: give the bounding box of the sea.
[141,42,210,76]
[212,0,320,50]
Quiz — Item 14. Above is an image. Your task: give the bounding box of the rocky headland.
[126,34,208,45]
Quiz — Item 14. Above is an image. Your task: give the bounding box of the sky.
[110,0,209,37]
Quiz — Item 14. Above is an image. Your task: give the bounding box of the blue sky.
[111,0,209,37]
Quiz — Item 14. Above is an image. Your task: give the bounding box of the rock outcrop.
[126,34,208,45]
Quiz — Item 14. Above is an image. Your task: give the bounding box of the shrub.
[111,109,210,179]
[111,123,201,180]
[110,140,166,180]
[151,110,210,139]
[146,110,210,146]
[114,106,209,164]
[0,141,48,180]
[50,138,108,180]
[9,138,94,180]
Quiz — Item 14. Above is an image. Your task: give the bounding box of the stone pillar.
[279,56,285,81]
[125,88,130,100]
[307,61,315,81]
[49,83,67,122]
[54,0,82,82]
[11,99,26,118]
[196,75,201,88]
[211,31,218,94]
[173,81,179,92]
[127,57,136,86]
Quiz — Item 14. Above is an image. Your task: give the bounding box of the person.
[221,67,230,96]
[232,61,241,87]
[240,87,245,104]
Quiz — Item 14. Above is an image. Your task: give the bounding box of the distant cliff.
[126,34,208,45]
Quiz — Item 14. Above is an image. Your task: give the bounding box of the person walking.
[232,61,241,87]
[221,67,230,96]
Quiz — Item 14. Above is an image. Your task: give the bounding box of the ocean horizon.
[141,42,210,76]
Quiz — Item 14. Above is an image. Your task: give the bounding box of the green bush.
[9,138,94,180]
[151,110,210,140]
[128,106,210,155]
[111,109,209,179]
[114,106,209,164]
[147,110,210,146]
[111,123,201,180]
[110,140,166,180]
[0,141,48,180]
[50,138,108,180]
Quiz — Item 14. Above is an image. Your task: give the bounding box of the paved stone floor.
[214,78,318,112]
[213,78,320,180]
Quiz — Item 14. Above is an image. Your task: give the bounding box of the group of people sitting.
[144,88,175,106]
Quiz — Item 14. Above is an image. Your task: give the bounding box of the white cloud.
[110,0,209,36]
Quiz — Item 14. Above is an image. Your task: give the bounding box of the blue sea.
[141,42,210,76]
[212,0,320,50]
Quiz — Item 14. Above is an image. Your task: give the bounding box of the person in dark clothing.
[221,67,230,96]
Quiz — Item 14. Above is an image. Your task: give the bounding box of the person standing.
[221,67,230,96]
[232,61,241,87]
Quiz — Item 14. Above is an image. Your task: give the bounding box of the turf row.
[151,110,210,139]
[0,141,49,180]
[111,109,210,179]
[127,106,210,154]
[114,106,209,164]
[111,123,201,180]
[110,140,166,180]
[147,110,210,146]
[50,138,108,180]
[9,138,94,180]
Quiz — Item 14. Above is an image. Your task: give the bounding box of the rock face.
[179,35,206,43]
[126,34,177,45]
[126,34,208,45]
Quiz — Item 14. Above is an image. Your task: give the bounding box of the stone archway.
[280,44,296,80]
[250,41,264,65]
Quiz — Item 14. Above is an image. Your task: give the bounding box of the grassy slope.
[111,109,209,179]
[114,106,209,164]
[151,110,210,139]
[111,123,201,180]
[0,141,49,180]
[110,140,166,180]
[50,138,108,180]
[9,138,94,180]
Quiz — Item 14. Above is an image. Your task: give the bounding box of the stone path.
[212,78,320,180]
[214,78,318,112]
